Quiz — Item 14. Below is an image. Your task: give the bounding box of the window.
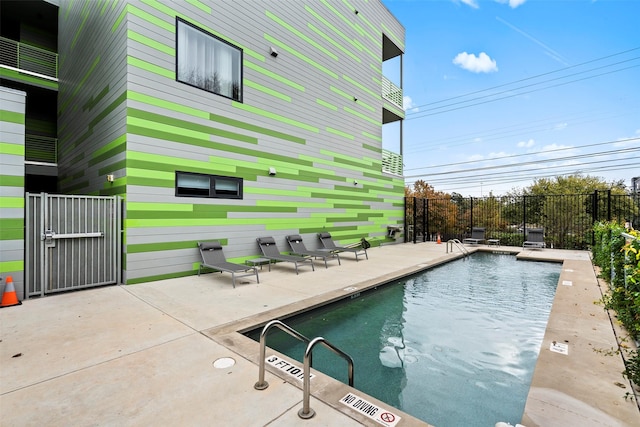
[176,172,243,199]
[176,18,242,101]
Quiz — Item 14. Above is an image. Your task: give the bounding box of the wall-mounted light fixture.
[353,96,358,102]
[354,180,358,186]
[268,167,277,176]
[270,47,278,58]
[106,174,114,182]
[355,10,359,14]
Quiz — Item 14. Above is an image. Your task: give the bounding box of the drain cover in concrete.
[213,357,236,368]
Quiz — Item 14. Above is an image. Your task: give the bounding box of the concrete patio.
[1,242,638,426]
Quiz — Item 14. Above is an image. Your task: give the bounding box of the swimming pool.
[247,253,561,427]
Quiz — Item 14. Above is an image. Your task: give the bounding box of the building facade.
[1,0,405,296]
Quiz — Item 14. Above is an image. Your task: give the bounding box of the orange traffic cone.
[1,276,21,308]
[436,234,442,244]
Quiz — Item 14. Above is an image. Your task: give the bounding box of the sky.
[381,0,640,197]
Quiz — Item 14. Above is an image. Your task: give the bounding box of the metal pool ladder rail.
[446,239,470,257]
[254,319,355,420]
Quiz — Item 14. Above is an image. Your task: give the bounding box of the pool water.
[248,253,560,427]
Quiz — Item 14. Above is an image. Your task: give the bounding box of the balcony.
[382,149,402,176]
[0,36,58,80]
[25,134,57,164]
[382,76,402,110]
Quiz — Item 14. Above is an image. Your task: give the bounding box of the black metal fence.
[405,191,640,250]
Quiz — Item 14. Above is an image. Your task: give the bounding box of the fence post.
[522,195,527,240]
[412,197,417,243]
[470,197,474,231]
[422,198,427,242]
[607,190,612,222]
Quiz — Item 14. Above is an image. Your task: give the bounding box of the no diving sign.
[340,393,401,427]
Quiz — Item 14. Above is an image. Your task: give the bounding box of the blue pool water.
[248,253,561,427]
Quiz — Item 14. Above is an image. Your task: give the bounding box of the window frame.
[175,171,243,200]
[175,17,243,102]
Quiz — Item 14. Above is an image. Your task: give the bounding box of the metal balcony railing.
[0,36,58,80]
[382,75,402,110]
[25,134,57,164]
[382,149,403,176]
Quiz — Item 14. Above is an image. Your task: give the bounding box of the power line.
[405,63,640,120]
[405,46,640,114]
[404,137,639,173]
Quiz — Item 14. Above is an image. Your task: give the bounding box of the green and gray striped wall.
[0,86,26,298]
[57,0,405,284]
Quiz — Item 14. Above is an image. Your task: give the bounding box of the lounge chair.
[198,241,259,287]
[285,234,341,268]
[523,228,546,249]
[318,232,368,261]
[256,236,315,274]
[463,227,486,245]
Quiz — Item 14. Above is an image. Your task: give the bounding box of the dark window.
[176,18,242,101]
[176,172,243,199]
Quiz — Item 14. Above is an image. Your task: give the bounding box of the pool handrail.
[253,319,355,421]
[299,336,354,419]
[447,239,469,256]
[254,319,311,390]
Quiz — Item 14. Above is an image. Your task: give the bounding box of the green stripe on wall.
[344,106,380,126]
[112,4,128,32]
[128,108,257,143]
[209,114,305,144]
[245,80,291,102]
[0,143,25,156]
[128,4,174,33]
[307,23,360,63]
[129,91,208,119]
[0,260,24,273]
[0,110,25,124]
[326,127,354,140]
[128,240,201,254]
[82,85,110,112]
[244,61,305,92]
[0,219,24,240]
[362,131,381,141]
[232,102,319,133]
[128,29,175,55]
[0,197,25,208]
[0,175,24,187]
[127,56,173,79]
[185,0,211,14]
[316,98,338,110]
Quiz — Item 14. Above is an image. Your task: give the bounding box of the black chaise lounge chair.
[285,234,340,268]
[198,241,259,287]
[523,228,546,249]
[463,227,486,245]
[256,236,315,274]
[317,232,368,261]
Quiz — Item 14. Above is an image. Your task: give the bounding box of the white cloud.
[554,123,568,131]
[517,139,535,148]
[460,0,479,9]
[403,95,419,113]
[495,0,527,8]
[453,52,498,73]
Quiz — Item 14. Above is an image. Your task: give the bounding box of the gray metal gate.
[25,193,122,298]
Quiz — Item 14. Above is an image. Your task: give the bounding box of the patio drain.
[213,357,236,369]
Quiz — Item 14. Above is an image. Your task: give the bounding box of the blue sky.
[381,0,639,197]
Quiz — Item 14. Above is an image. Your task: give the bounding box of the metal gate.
[25,193,122,298]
